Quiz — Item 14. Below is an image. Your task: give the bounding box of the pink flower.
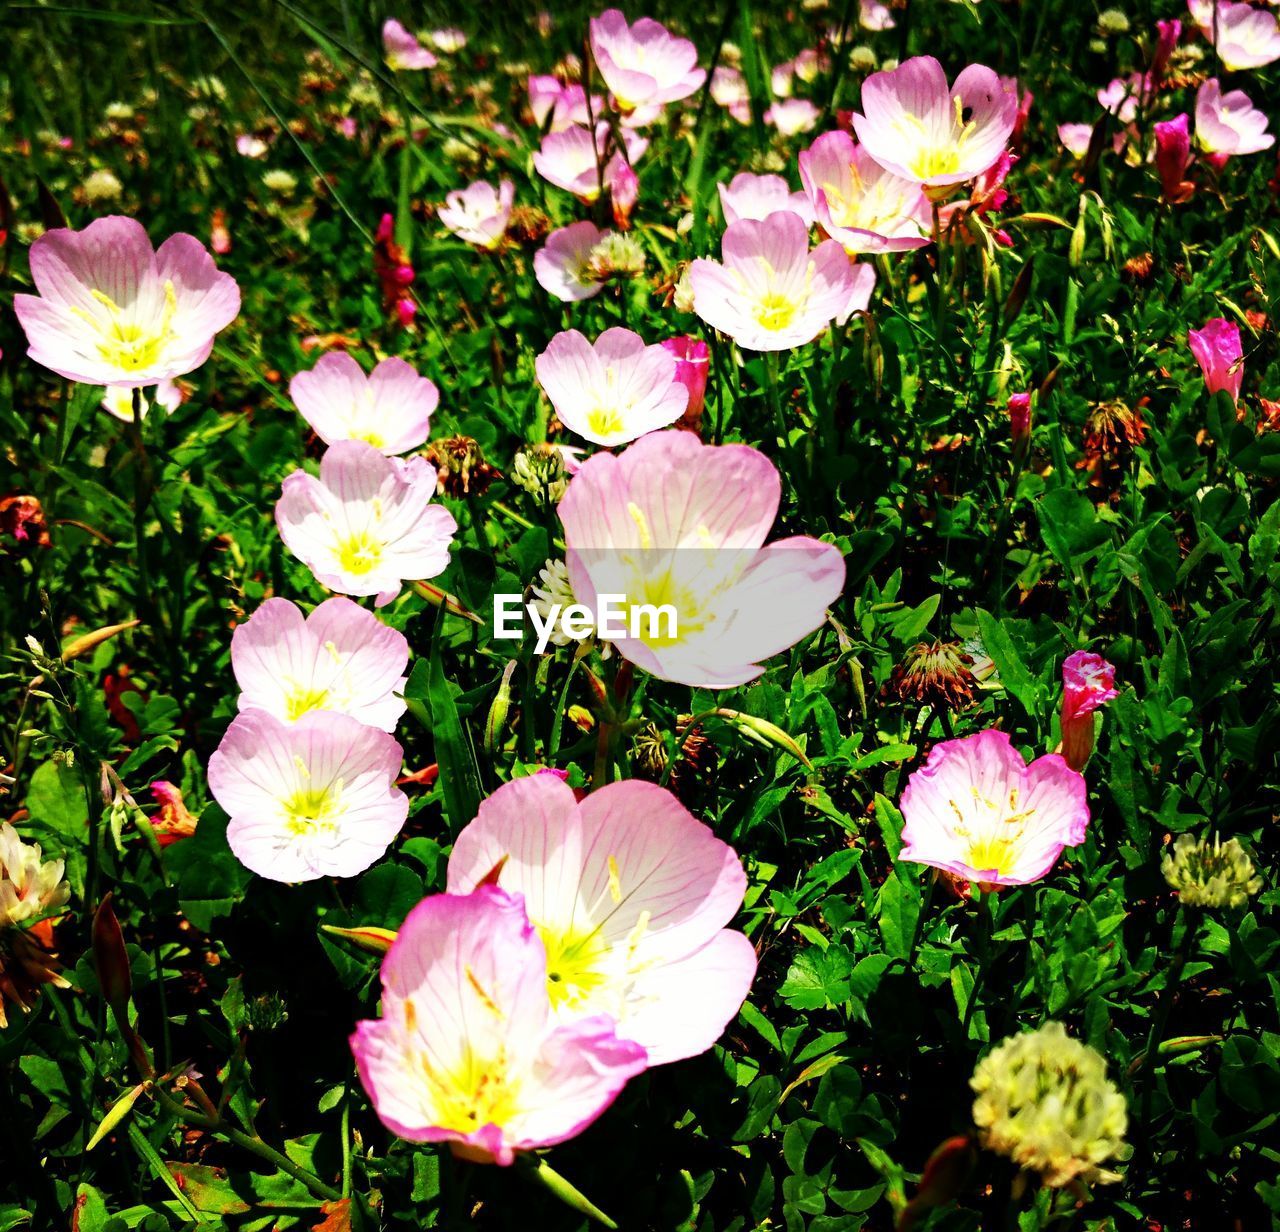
[798,131,932,254]
[1008,390,1032,446]
[558,431,846,687]
[1059,652,1118,772]
[610,160,639,227]
[765,99,820,136]
[1057,123,1099,158]
[1188,316,1244,405]
[661,336,710,426]
[1098,74,1147,124]
[351,886,646,1163]
[235,134,268,159]
[438,179,515,250]
[290,352,438,454]
[899,729,1090,888]
[528,74,565,126]
[536,327,687,446]
[208,710,408,882]
[428,27,466,53]
[15,216,240,388]
[690,212,856,351]
[1195,79,1274,158]
[851,56,1019,189]
[533,124,647,203]
[589,9,706,112]
[1152,19,1183,85]
[1155,113,1195,203]
[718,172,815,226]
[232,597,409,731]
[528,77,601,130]
[100,378,183,423]
[534,221,608,302]
[1188,0,1280,70]
[447,775,756,1064]
[276,442,457,607]
[383,18,437,70]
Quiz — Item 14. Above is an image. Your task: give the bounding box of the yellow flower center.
[950,786,1037,877]
[587,406,625,438]
[336,530,383,575]
[74,281,179,373]
[539,924,614,1012]
[754,290,801,332]
[281,780,342,836]
[284,683,331,721]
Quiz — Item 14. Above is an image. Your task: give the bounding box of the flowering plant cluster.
[1,2,1278,1231]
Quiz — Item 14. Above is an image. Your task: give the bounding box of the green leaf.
[974,609,1040,717]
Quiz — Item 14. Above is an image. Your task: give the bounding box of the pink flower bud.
[608,160,639,229]
[1060,651,1118,771]
[661,335,710,432]
[1154,114,1195,203]
[1152,19,1181,87]
[1008,391,1032,445]
[375,213,395,245]
[395,297,417,329]
[394,262,415,287]
[1188,317,1244,405]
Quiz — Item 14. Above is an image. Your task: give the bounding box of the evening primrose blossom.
[851,55,1019,191]
[971,1022,1127,1188]
[1161,833,1262,908]
[14,215,240,388]
[350,886,647,1163]
[447,774,757,1064]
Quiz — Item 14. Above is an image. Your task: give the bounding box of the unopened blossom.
[232,596,409,731]
[1008,390,1032,445]
[1188,0,1280,70]
[100,378,183,422]
[972,1022,1127,1188]
[690,212,856,351]
[149,781,198,846]
[0,823,69,928]
[532,124,647,203]
[15,216,240,388]
[899,728,1090,888]
[350,887,647,1163]
[585,232,646,283]
[1188,317,1244,405]
[262,169,298,197]
[609,160,640,226]
[718,172,815,226]
[512,443,570,507]
[765,99,820,136]
[421,435,498,498]
[798,130,931,253]
[82,169,123,204]
[1195,79,1274,160]
[448,775,757,1064]
[276,441,457,607]
[383,18,437,70]
[209,709,408,882]
[589,9,705,112]
[534,221,607,301]
[536,327,687,446]
[1152,18,1183,85]
[438,179,515,250]
[852,56,1019,190]
[661,336,710,431]
[290,352,438,455]
[1059,651,1118,771]
[1161,832,1262,908]
[559,431,845,688]
[1155,114,1196,203]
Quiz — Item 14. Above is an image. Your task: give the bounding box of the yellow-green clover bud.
[971,1021,1128,1189]
[1161,833,1261,909]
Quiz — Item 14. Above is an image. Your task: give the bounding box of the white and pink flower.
[289,352,438,454]
[276,441,457,607]
[448,775,757,1064]
[1188,0,1280,70]
[690,212,856,351]
[533,221,608,302]
[558,431,846,688]
[718,172,815,226]
[350,886,646,1163]
[899,729,1090,888]
[383,18,437,70]
[799,130,932,253]
[851,55,1018,189]
[231,596,409,731]
[438,179,515,250]
[15,215,240,388]
[1195,78,1274,158]
[535,327,688,446]
[209,709,408,882]
[588,9,706,112]
[532,124,647,203]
